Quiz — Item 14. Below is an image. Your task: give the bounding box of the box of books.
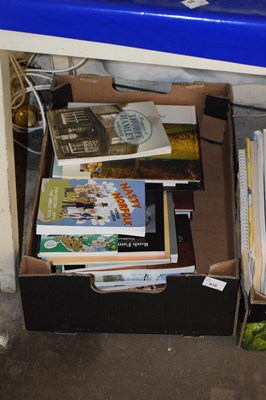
[19,75,240,336]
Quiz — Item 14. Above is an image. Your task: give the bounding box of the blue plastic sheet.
[1,0,266,68]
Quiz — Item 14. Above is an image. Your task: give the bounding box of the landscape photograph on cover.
[87,124,203,185]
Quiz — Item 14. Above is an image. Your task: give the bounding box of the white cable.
[26,53,37,67]
[11,84,51,107]
[13,122,44,134]
[10,71,54,82]
[9,53,47,133]
[9,53,26,109]
[24,74,47,133]
[9,53,88,148]
[26,57,88,74]
[13,138,42,155]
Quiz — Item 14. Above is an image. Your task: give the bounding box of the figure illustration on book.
[88,236,116,252]
[37,178,145,235]
[44,234,118,253]
[40,180,140,226]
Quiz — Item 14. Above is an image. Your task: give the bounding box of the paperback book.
[36,178,146,236]
[52,104,203,189]
[47,101,171,166]
[38,233,119,257]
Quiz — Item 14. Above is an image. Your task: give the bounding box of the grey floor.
[1,103,266,400]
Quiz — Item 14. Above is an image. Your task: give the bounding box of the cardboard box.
[19,75,240,335]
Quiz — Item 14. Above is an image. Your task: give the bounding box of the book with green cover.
[38,233,119,257]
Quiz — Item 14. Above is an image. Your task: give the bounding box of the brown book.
[172,191,194,218]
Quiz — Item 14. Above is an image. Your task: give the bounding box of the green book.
[38,233,118,258]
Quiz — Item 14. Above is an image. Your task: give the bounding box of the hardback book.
[47,101,171,166]
[165,191,178,263]
[58,210,195,289]
[40,189,175,266]
[36,178,146,236]
[172,190,194,218]
[174,214,196,272]
[52,104,203,189]
[38,233,119,258]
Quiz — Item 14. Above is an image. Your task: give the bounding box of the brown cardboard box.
[19,75,240,335]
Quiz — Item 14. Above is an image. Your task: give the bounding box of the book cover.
[174,214,196,271]
[117,189,165,256]
[36,178,146,236]
[64,123,203,189]
[38,233,119,257]
[52,104,203,189]
[47,101,171,166]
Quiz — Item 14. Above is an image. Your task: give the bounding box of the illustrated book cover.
[36,178,146,236]
[52,105,203,189]
[47,101,171,166]
[38,233,119,257]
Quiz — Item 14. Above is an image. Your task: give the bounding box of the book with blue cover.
[36,178,146,236]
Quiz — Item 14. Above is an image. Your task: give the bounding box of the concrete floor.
[1,101,266,400]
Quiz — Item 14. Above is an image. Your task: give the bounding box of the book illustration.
[36,178,146,236]
[38,233,118,257]
[47,101,171,166]
[52,157,102,179]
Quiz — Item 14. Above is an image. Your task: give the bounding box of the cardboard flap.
[200,95,230,144]
[251,288,266,303]
[20,256,51,275]
[50,75,229,120]
[209,259,239,277]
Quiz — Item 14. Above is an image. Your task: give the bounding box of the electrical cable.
[13,138,42,155]
[26,57,88,74]
[9,53,88,153]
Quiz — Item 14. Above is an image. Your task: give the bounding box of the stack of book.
[238,130,266,296]
[36,100,202,290]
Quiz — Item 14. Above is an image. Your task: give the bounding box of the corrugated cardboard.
[19,75,240,335]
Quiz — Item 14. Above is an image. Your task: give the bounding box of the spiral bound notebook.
[238,148,251,293]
